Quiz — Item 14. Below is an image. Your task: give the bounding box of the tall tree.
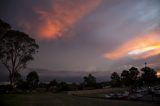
[26,71,39,90]
[141,66,157,86]
[121,70,130,86]
[129,67,139,85]
[0,30,39,86]
[120,67,139,87]
[110,72,121,87]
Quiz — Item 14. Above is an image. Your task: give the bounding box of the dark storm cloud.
[0,0,160,82]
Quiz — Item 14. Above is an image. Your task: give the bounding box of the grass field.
[0,93,159,106]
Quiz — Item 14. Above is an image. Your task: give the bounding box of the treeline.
[110,66,159,87]
[14,73,106,92]
[5,65,159,93]
[0,66,159,93]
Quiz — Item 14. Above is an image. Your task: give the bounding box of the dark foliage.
[0,19,11,38]
[110,72,121,87]
[26,71,39,90]
[83,74,97,88]
[57,82,69,91]
[0,30,39,86]
[141,67,157,86]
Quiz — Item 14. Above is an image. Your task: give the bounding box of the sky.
[0,0,160,83]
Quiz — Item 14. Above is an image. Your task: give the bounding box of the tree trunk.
[9,73,15,87]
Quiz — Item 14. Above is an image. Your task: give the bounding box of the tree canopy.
[26,71,39,90]
[110,72,121,87]
[0,19,11,38]
[141,66,157,86]
[0,19,39,86]
[83,74,96,87]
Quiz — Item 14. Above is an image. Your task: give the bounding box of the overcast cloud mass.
[0,0,160,82]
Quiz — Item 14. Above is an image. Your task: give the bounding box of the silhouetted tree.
[0,19,11,60]
[83,74,96,87]
[110,72,121,87]
[141,67,157,86]
[0,19,11,38]
[0,30,39,86]
[13,72,22,85]
[49,79,57,87]
[129,67,139,85]
[48,79,57,91]
[120,67,139,87]
[26,71,39,90]
[121,70,130,86]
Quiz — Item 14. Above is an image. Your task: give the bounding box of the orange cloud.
[18,0,102,40]
[104,31,160,60]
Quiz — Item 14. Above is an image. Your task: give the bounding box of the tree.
[120,67,139,87]
[48,79,57,91]
[0,19,11,59]
[83,74,96,87]
[0,19,11,38]
[141,67,157,86]
[13,71,22,85]
[26,71,39,90]
[129,67,139,85]
[0,30,39,86]
[49,79,57,87]
[121,70,130,86]
[110,72,121,87]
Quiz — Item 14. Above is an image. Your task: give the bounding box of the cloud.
[104,30,160,60]
[17,0,102,40]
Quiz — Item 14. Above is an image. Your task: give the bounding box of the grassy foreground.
[0,93,158,106]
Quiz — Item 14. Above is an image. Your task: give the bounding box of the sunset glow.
[156,71,160,78]
[128,46,159,55]
[104,32,160,60]
[18,0,102,40]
